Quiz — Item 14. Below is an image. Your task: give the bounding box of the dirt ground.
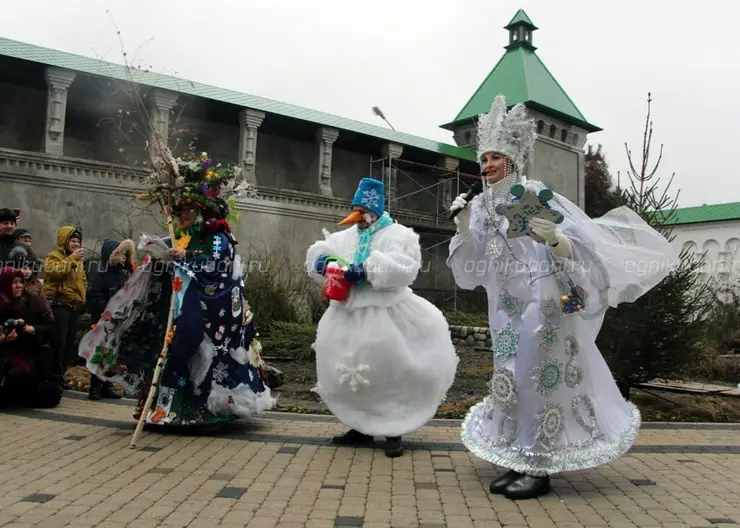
[65,346,740,422]
[268,347,740,422]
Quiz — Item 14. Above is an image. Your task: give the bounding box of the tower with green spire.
[441,9,601,206]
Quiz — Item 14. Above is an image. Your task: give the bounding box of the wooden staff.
[129,146,179,449]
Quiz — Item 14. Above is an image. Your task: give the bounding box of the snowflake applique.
[177,377,187,388]
[499,290,521,317]
[536,401,565,443]
[212,236,223,257]
[200,301,208,310]
[537,322,560,352]
[493,322,519,360]
[540,299,558,318]
[212,362,229,383]
[231,324,238,332]
[336,360,371,392]
[249,370,254,382]
[219,308,226,317]
[360,188,381,210]
[193,387,202,396]
[533,357,563,397]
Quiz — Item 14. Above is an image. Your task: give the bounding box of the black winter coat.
[86,239,132,323]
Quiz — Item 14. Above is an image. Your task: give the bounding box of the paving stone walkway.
[1,393,739,528]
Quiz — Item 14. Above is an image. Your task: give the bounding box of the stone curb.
[449,324,492,348]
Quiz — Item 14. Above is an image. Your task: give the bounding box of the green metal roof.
[505,9,537,29]
[441,11,600,133]
[0,36,477,162]
[661,202,740,225]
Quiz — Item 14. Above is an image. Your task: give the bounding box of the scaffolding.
[368,155,483,311]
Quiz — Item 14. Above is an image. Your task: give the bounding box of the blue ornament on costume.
[351,178,385,217]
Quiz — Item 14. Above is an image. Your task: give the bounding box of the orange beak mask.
[338,210,364,226]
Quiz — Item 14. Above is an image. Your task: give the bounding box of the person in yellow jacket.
[43,226,87,389]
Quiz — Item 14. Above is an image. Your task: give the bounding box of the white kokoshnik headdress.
[470,94,539,258]
[476,94,537,173]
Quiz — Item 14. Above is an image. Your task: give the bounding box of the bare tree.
[592,93,710,399]
[618,92,679,239]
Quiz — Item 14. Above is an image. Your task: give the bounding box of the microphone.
[448,178,484,220]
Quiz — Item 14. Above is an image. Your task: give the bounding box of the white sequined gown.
[447,178,678,476]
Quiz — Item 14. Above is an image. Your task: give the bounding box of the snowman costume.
[447,95,680,500]
[306,177,459,457]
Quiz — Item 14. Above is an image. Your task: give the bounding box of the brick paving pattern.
[1,393,739,527]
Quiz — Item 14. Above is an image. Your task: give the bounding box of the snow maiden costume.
[78,151,275,426]
[306,178,459,457]
[447,95,680,500]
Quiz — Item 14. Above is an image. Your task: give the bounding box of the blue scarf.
[353,212,393,265]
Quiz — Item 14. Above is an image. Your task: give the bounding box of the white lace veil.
[553,193,680,307]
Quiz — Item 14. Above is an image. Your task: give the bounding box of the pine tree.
[584,144,623,217]
[585,93,710,398]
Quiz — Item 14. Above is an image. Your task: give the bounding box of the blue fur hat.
[350,178,385,217]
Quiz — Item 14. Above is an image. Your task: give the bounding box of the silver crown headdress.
[476,94,537,172]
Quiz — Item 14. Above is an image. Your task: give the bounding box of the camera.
[2,319,26,337]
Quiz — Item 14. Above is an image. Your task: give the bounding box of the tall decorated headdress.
[476,94,537,172]
[138,148,256,234]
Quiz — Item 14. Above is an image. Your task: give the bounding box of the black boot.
[88,375,102,401]
[332,429,374,445]
[489,469,522,494]
[384,436,404,458]
[503,474,551,500]
[101,381,122,399]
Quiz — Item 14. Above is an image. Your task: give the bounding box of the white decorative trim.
[381,142,404,159]
[316,127,339,197]
[436,156,459,172]
[238,108,266,183]
[44,67,76,156]
[0,147,453,229]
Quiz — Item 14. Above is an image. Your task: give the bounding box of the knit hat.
[0,208,17,223]
[13,228,30,240]
[350,178,385,217]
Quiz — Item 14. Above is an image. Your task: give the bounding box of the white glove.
[529,217,573,259]
[449,193,470,233]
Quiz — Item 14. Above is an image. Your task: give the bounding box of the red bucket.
[323,265,351,301]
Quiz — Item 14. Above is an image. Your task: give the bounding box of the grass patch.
[443,310,489,328]
[260,321,317,360]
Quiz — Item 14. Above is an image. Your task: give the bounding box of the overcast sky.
[3,0,737,208]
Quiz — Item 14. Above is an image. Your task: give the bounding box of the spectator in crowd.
[13,228,32,247]
[0,208,20,266]
[85,238,133,400]
[43,226,87,389]
[0,266,61,408]
[9,244,52,317]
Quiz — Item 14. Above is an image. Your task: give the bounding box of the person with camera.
[8,244,52,317]
[0,266,60,408]
[42,226,87,389]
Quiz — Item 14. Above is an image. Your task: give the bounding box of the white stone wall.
[670,219,740,289]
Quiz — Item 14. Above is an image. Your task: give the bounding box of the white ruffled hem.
[206,381,276,418]
[461,401,641,477]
